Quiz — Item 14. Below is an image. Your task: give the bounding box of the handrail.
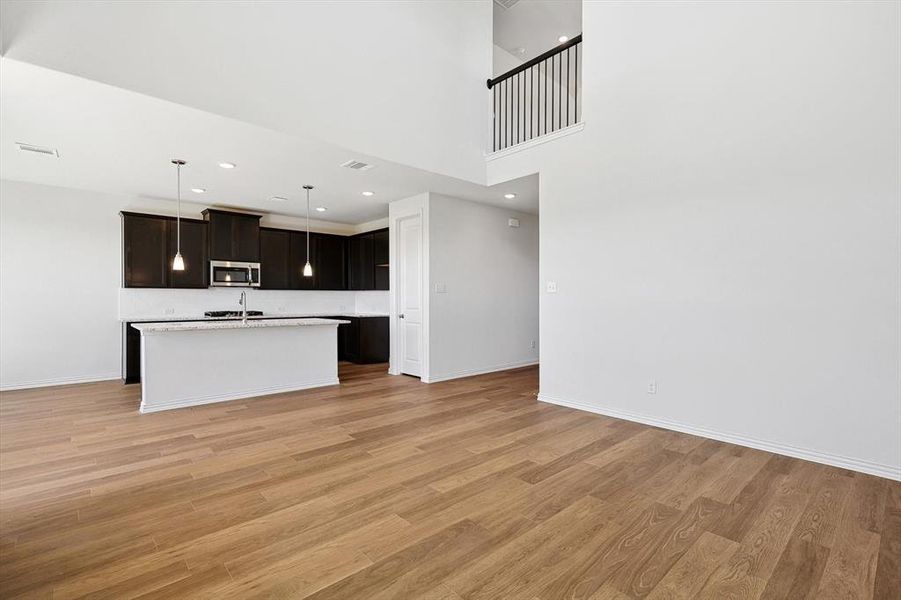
[487,34,582,89]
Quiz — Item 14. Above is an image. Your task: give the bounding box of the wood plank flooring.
[1,363,898,599]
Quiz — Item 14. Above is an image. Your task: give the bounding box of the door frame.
[389,207,428,380]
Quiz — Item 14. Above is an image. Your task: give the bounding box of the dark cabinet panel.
[347,228,388,291]
[347,234,374,290]
[289,231,316,290]
[167,219,208,288]
[233,215,261,262]
[359,317,390,362]
[260,228,291,289]
[315,234,347,290]
[339,317,360,362]
[122,213,169,288]
[123,323,141,384]
[123,212,208,289]
[338,316,388,364]
[372,229,389,291]
[204,209,261,262]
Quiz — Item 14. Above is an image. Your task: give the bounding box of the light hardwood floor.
[1,363,898,599]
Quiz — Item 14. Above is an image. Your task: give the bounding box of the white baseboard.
[424,360,538,384]
[538,393,901,482]
[139,378,340,413]
[0,373,121,392]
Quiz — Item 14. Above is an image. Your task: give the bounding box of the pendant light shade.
[171,159,187,271]
[303,185,314,278]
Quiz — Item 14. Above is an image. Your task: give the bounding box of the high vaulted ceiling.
[0,59,538,223]
[0,1,542,222]
[494,0,582,67]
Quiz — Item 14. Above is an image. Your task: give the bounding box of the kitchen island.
[131,318,348,413]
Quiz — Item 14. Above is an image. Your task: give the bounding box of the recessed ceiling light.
[270,196,287,202]
[504,193,516,199]
[362,191,375,197]
[218,162,236,169]
[191,188,206,194]
[558,35,569,43]
[315,206,327,212]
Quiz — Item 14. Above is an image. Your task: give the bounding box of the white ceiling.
[494,0,582,65]
[0,0,492,184]
[0,59,538,223]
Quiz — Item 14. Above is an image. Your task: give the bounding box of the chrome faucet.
[239,290,248,324]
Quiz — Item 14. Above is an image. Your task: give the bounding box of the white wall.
[387,192,539,382]
[0,179,388,390]
[428,194,539,381]
[488,1,900,479]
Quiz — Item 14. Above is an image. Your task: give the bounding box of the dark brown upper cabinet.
[289,230,316,290]
[121,212,207,288]
[168,219,208,288]
[348,228,388,290]
[372,228,389,291]
[203,209,261,262]
[122,213,169,288]
[259,228,291,290]
[315,233,347,290]
[347,233,374,290]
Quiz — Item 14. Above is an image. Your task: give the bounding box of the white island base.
[132,318,347,413]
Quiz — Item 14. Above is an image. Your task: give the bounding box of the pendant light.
[171,159,186,271]
[302,185,314,277]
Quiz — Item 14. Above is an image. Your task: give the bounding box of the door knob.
[399,313,405,319]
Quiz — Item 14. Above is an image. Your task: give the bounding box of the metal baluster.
[575,43,579,123]
[509,77,513,148]
[567,47,570,127]
[493,86,497,151]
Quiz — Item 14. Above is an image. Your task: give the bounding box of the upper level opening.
[490,0,583,153]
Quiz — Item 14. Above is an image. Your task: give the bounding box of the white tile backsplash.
[118,288,387,319]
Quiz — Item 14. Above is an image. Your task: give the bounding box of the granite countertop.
[121,312,388,323]
[131,318,350,333]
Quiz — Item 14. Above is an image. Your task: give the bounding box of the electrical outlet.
[546,281,557,293]
[164,307,175,315]
[530,340,536,349]
[435,283,447,294]
[647,381,657,394]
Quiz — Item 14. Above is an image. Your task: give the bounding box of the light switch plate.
[508,218,520,228]
[435,283,447,294]
[546,281,557,293]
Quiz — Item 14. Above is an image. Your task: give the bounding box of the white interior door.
[398,215,422,377]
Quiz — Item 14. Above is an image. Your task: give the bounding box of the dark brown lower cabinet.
[339,317,389,364]
[123,323,141,384]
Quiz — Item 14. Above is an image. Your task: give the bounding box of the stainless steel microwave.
[210,261,261,287]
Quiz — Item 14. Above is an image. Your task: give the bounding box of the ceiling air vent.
[16,142,59,157]
[340,159,375,171]
[493,0,520,9]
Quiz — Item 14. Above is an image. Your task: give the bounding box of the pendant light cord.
[176,162,181,254]
[305,187,310,263]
